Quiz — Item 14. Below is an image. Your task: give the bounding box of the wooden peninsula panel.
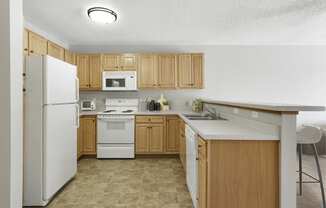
[204,140,279,208]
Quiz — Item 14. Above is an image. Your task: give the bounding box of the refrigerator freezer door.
[44,56,78,104]
[43,104,77,201]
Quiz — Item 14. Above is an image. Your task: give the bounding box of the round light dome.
[87,7,117,24]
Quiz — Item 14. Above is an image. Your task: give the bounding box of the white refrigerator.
[23,55,79,206]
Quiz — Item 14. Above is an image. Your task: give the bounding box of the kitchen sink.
[183,113,227,121]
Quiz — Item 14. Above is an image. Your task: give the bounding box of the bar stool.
[297,125,326,208]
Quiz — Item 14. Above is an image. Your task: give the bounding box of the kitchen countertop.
[202,98,325,112]
[80,110,278,141]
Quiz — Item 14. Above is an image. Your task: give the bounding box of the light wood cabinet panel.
[138,54,158,88]
[120,54,137,70]
[149,124,164,153]
[102,54,119,70]
[23,29,29,55]
[198,137,207,208]
[64,50,76,65]
[179,119,186,170]
[136,124,150,153]
[28,31,47,55]
[166,116,179,153]
[47,41,64,60]
[206,140,279,208]
[178,54,193,88]
[89,55,102,89]
[76,55,90,89]
[158,55,177,88]
[136,116,164,124]
[192,54,204,88]
[77,126,83,159]
[80,117,96,155]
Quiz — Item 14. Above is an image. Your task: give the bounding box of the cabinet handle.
[24,48,28,51]
[30,50,34,53]
[198,144,202,148]
[196,157,199,160]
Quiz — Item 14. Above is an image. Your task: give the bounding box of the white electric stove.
[97,98,138,159]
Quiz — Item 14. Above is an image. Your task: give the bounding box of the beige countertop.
[202,98,325,112]
[80,110,278,141]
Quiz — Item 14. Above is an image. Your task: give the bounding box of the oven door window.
[106,78,126,88]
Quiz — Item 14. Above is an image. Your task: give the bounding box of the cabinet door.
[28,31,47,55]
[136,124,150,153]
[77,126,83,159]
[64,50,76,65]
[89,55,102,89]
[81,117,96,155]
[192,54,204,89]
[76,55,90,89]
[197,138,207,208]
[23,29,29,55]
[102,54,119,71]
[178,54,193,88]
[166,116,179,153]
[120,54,137,70]
[149,124,164,153]
[138,54,158,88]
[179,120,186,170]
[47,41,64,60]
[158,55,177,88]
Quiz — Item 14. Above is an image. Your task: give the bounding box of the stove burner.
[122,110,133,113]
[104,110,117,113]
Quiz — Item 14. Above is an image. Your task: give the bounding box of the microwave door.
[104,78,126,91]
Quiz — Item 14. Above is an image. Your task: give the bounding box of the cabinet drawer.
[136,116,164,123]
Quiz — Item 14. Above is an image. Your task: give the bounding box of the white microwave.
[102,71,137,91]
[81,99,96,111]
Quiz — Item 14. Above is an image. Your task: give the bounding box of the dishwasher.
[185,124,198,208]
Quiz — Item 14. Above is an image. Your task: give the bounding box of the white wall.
[0,0,23,207]
[75,44,326,126]
[24,20,69,49]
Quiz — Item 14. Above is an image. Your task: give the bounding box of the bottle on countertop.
[148,100,156,111]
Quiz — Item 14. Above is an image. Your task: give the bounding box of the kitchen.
[2,1,326,208]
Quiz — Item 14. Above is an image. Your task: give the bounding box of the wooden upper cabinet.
[76,55,90,89]
[158,55,177,88]
[138,54,158,88]
[149,124,164,153]
[178,53,204,89]
[23,29,29,55]
[178,54,193,88]
[102,54,119,70]
[64,50,76,65]
[28,31,47,55]
[192,54,204,88]
[89,55,102,89]
[166,116,179,153]
[120,54,137,70]
[47,41,64,60]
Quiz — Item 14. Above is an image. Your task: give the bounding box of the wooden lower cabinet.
[197,139,279,208]
[135,122,164,154]
[165,116,180,153]
[179,119,186,170]
[78,116,97,157]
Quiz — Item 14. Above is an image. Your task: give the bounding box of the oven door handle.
[97,117,134,121]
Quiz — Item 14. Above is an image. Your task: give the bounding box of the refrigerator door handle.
[75,78,79,102]
[76,104,80,128]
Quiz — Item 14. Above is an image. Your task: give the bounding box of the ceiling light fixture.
[87,7,117,24]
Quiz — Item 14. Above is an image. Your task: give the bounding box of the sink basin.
[183,113,228,121]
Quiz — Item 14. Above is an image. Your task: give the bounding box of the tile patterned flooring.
[45,156,326,208]
[47,158,193,208]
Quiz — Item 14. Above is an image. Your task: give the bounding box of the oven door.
[97,115,135,144]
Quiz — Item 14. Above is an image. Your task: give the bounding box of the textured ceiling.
[24,0,326,46]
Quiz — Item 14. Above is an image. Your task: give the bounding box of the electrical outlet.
[233,108,239,114]
[251,111,259,118]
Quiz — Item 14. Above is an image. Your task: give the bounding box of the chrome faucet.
[206,107,219,119]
